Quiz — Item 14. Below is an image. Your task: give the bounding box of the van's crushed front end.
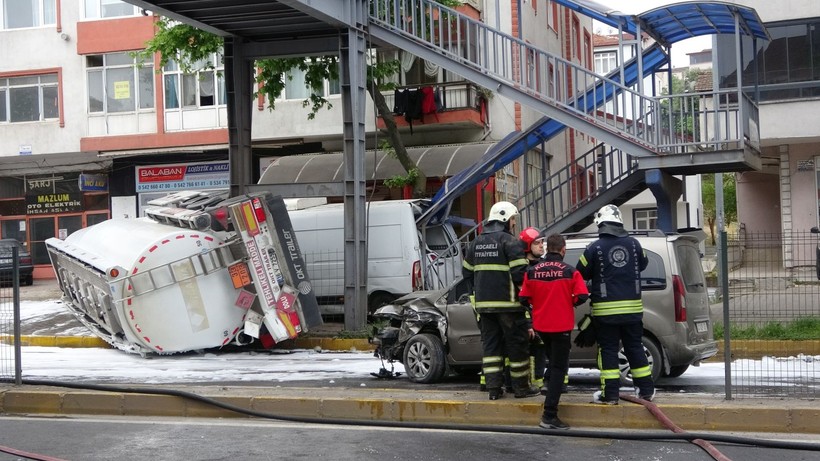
[369,297,447,378]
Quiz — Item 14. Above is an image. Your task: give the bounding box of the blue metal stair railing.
[369,0,662,149]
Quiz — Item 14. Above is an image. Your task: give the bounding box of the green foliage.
[384,167,420,189]
[702,173,738,224]
[713,317,820,340]
[136,19,222,72]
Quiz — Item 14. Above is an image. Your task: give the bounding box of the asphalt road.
[1,415,818,461]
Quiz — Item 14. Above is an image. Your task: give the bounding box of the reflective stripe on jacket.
[462,222,527,313]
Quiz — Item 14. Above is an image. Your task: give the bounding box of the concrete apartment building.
[0,0,593,280]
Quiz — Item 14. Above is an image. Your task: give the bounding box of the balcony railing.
[381,81,483,114]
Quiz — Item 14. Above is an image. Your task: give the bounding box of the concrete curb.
[1,385,818,434]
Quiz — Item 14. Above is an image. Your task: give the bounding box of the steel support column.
[225,37,254,197]
[645,169,681,233]
[340,1,368,330]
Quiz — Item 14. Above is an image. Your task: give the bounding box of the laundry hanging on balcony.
[392,86,442,134]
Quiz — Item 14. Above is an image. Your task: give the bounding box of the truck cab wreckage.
[45,191,322,355]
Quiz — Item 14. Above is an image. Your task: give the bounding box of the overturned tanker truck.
[45,191,322,355]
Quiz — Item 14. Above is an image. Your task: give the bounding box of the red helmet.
[518,227,541,253]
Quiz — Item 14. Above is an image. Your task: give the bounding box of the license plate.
[696,321,708,333]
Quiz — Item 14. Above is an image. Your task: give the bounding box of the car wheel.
[367,292,395,315]
[665,364,690,378]
[403,333,447,384]
[618,337,662,383]
[23,274,33,286]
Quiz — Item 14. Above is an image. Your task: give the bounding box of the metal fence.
[0,247,22,384]
[716,229,820,398]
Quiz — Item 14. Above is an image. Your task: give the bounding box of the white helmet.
[488,201,519,223]
[594,204,623,226]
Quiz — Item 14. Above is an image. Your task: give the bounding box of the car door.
[442,279,483,365]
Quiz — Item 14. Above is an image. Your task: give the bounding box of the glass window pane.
[138,66,154,109]
[86,212,109,226]
[0,89,6,122]
[164,59,179,72]
[9,76,38,86]
[787,25,811,81]
[44,0,56,24]
[106,67,135,112]
[86,55,104,68]
[327,78,340,95]
[88,71,104,112]
[29,217,55,265]
[9,86,39,122]
[101,0,134,18]
[42,85,59,119]
[217,73,226,105]
[164,74,179,109]
[1,219,26,242]
[199,71,214,106]
[84,0,99,19]
[58,215,83,237]
[284,69,309,99]
[182,74,197,107]
[105,52,132,67]
[39,73,57,84]
[5,0,38,29]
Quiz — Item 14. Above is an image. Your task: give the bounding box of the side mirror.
[811,227,819,234]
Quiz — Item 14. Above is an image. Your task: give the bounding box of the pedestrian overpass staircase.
[364,0,761,233]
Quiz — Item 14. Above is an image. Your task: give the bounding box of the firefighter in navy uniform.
[576,204,655,405]
[463,202,539,400]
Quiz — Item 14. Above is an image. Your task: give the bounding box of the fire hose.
[3,378,820,461]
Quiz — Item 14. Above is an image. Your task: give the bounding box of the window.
[550,1,559,32]
[0,74,59,123]
[572,16,581,58]
[2,0,56,29]
[87,52,154,113]
[634,208,658,230]
[163,53,225,109]
[594,51,618,75]
[717,19,820,101]
[83,0,138,19]
[280,64,341,100]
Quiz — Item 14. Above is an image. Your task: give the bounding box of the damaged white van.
[286,199,462,314]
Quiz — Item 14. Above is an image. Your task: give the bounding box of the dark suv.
[371,231,717,384]
[0,239,34,286]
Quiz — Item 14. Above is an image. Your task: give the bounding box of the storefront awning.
[257,143,498,184]
[0,151,111,176]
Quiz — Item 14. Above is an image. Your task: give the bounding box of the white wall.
[0,4,86,157]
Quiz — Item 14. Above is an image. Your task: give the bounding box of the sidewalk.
[3,279,820,435]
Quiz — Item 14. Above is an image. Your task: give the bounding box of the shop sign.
[78,173,109,191]
[25,192,84,215]
[135,161,230,193]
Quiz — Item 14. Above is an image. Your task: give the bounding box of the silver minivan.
[371,231,717,383]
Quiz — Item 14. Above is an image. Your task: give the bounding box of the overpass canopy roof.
[553,0,770,45]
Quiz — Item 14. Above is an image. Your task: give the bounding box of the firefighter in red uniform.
[463,202,539,400]
[577,204,654,405]
[520,233,589,429]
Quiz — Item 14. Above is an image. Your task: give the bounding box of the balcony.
[376,81,487,133]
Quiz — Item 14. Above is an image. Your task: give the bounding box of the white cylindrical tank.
[50,217,246,354]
